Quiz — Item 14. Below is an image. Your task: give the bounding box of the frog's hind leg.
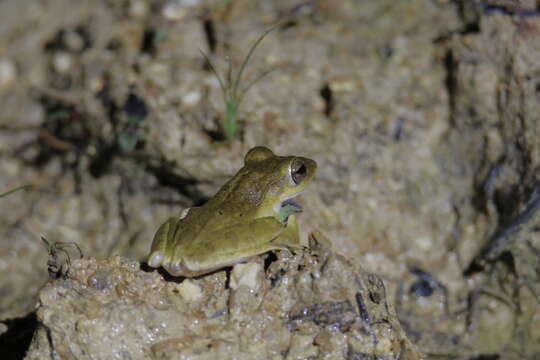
[148,217,177,268]
[184,217,304,273]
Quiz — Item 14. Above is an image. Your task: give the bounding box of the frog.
[147,146,317,277]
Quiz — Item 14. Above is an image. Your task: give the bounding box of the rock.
[52,52,73,74]
[25,233,422,359]
[0,58,17,89]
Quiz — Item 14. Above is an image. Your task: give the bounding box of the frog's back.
[175,182,261,248]
[194,168,267,229]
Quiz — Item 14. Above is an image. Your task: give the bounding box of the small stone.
[0,58,17,89]
[0,322,7,335]
[177,279,203,301]
[375,337,392,354]
[414,236,432,251]
[162,1,188,21]
[230,262,262,290]
[64,30,84,53]
[162,0,200,20]
[330,78,355,92]
[19,101,45,126]
[181,91,201,107]
[130,0,149,18]
[88,76,105,93]
[53,52,73,74]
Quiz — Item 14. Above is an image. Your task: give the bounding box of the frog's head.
[243,146,317,221]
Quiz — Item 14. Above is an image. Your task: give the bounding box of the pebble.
[130,0,149,18]
[64,30,85,53]
[53,52,73,74]
[182,91,201,107]
[230,262,261,290]
[0,58,17,89]
[177,279,203,301]
[162,0,201,21]
[0,323,8,336]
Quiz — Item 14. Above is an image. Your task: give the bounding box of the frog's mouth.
[278,197,303,224]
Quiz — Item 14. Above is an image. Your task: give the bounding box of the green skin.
[147,146,317,277]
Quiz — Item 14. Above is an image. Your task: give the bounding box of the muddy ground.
[1,0,540,359]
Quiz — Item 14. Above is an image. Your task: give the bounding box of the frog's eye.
[290,159,307,185]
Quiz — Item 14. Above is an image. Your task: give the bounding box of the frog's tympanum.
[147,146,317,277]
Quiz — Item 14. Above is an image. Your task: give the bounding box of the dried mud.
[0,0,539,359]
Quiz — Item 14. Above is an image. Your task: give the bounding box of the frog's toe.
[288,244,308,254]
[148,252,165,268]
[163,261,185,277]
[276,243,306,255]
[148,252,188,277]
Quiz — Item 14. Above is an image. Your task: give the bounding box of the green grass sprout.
[0,184,32,199]
[200,26,277,140]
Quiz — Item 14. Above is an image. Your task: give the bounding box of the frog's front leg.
[270,214,306,254]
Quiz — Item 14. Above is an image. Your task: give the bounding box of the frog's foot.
[288,244,308,254]
[162,260,187,277]
[148,252,165,268]
[269,214,304,254]
[147,217,178,269]
[147,252,191,277]
[148,251,183,274]
[148,251,186,275]
[272,243,307,255]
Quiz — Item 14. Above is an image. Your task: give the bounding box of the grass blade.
[0,184,32,199]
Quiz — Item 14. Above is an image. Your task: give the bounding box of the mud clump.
[25,234,422,359]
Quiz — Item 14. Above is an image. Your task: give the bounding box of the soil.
[1,0,539,359]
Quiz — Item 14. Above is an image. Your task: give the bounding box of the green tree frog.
[147,146,317,277]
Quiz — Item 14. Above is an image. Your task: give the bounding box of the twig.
[465,183,540,275]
